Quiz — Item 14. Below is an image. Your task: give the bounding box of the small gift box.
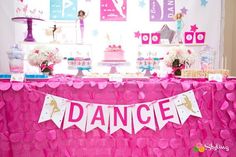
[195,32,206,43]
[141,33,150,44]
[151,33,161,44]
[184,32,194,44]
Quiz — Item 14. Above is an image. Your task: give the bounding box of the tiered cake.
[103,45,125,62]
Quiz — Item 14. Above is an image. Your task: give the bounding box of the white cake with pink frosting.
[103,45,125,62]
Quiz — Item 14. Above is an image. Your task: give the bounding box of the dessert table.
[0,76,236,157]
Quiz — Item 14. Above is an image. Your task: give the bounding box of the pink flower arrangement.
[164,46,196,68]
[27,46,62,67]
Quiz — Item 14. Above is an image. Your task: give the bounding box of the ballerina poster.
[150,0,175,21]
[50,0,77,20]
[100,0,127,21]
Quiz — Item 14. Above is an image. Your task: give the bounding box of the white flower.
[164,46,196,67]
[27,46,62,66]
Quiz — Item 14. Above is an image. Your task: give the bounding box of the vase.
[172,59,182,76]
[40,60,54,75]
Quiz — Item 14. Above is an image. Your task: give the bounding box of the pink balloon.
[67,81,73,86]
[215,83,223,91]
[28,92,40,102]
[181,82,191,91]
[90,81,96,87]
[98,82,108,89]
[220,101,229,110]
[224,82,235,90]
[158,139,169,149]
[229,120,236,129]
[36,82,46,88]
[193,81,199,88]
[220,129,230,139]
[12,83,24,91]
[169,138,181,149]
[48,82,60,88]
[224,139,235,147]
[226,92,235,102]
[73,82,84,89]
[0,83,11,91]
[35,131,46,142]
[47,130,57,140]
[227,110,235,120]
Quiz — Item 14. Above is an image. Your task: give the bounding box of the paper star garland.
[134,31,141,38]
[158,25,175,44]
[190,24,198,32]
[201,0,208,6]
[181,7,188,15]
[139,0,146,8]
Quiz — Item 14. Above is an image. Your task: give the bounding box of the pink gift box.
[184,32,194,44]
[151,33,160,44]
[141,33,150,44]
[195,32,206,43]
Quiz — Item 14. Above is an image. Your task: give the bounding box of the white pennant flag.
[38,94,68,128]
[132,103,156,134]
[174,90,202,124]
[86,104,109,133]
[109,105,132,134]
[63,101,88,131]
[153,98,180,130]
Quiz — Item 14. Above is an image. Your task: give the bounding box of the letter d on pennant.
[63,101,87,131]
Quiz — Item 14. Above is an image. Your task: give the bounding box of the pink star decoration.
[190,25,198,32]
[134,31,141,38]
[181,7,188,15]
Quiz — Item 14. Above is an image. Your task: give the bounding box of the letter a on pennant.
[86,104,109,133]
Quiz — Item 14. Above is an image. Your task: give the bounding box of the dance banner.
[38,90,203,134]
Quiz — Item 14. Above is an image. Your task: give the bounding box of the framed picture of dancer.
[100,0,127,21]
[50,0,77,20]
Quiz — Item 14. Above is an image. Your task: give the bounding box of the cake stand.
[139,65,155,77]
[12,17,44,42]
[76,66,91,77]
[99,61,129,74]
